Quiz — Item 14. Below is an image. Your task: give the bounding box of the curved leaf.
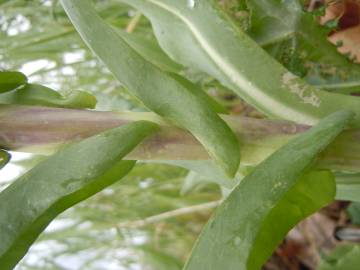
[184,110,353,270]
[60,0,240,177]
[318,244,360,270]
[0,150,10,170]
[0,120,159,269]
[116,29,182,73]
[121,0,360,127]
[0,71,27,93]
[0,83,96,109]
[115,31,227,113]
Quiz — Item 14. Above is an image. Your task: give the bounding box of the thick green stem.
[0,105,359,171]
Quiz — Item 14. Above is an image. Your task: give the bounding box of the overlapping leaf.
[318,244,360,270]
[0,71,97,109]
[60,0,240,177]
[0,121,159,269]
[121,0,360,127]
[0,71,27,93]
[0,83,96,108]
[184,110,353,270]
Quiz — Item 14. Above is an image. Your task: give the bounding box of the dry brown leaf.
[320,0,346,25]
[329,25,360,62]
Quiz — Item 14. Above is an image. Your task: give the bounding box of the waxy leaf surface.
[61,0,240,176]
[121,0,360,127]
[184,110,352,270]
[0,71,27,94]
[0,121,159,269]
[0,83,96,109]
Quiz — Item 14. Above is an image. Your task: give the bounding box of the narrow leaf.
[0,83,96,109]
[121,0,360,127]
[0,121,159,269]
[115,31,227,113]
[60,0,240,177]
[184,110,353,270]
[116,29,182,73]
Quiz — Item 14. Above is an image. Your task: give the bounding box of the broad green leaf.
[184,110,353,270]
[318,244,360,270]
[0,120,159,269]
[0,83,96,109]
[121,0,360,127]
[60,0,240,177]
[0,150,10,169]
[0,71,27,93]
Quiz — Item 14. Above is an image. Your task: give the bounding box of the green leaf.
[121,0,360,127]
[60,0,240,177]
[0,150,10,170]
[0,120,159,269]
[0,83,97,109]
[169,73,228,114]
[348,202,360,225]
[184,110,353,270]
[116,29,182,73]
[335,172,360,202]
[115,30,227,113]
[318,244,360,270]
[246,0,360,89]
[0,71,27,93]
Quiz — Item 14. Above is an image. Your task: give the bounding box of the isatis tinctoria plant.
[1,0,360,269]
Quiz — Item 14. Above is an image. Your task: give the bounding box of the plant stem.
[0,105,359,172]
[125,12,142,33]
[118,200,221,228]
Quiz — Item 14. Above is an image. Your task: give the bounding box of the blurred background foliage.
[2,0,360,269]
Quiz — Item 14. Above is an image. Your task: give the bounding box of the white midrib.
[146,0,319,125]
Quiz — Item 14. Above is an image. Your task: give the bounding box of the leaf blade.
[121,0,360,127]
[0,83,97,109]
[184,110,353,270]
[0,120,159,269]
[0,150,10,170]
[0,71,27,94]
[60,0,240,176]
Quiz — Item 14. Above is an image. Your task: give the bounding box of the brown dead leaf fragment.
[329,25,360,62]
[320,0,345,25]
[321,0,360,63]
